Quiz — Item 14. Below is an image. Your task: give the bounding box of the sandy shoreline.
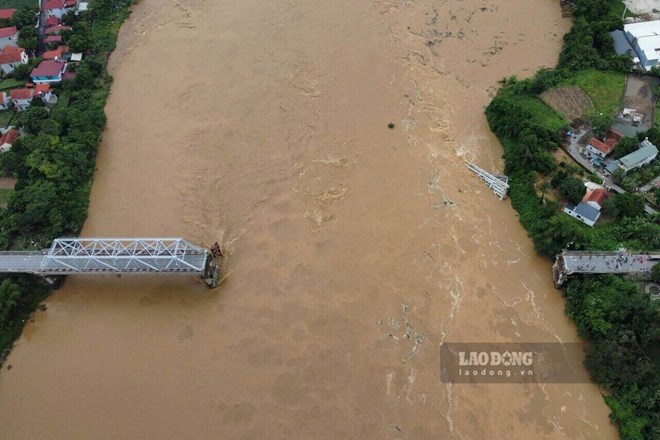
[0,1,618,438]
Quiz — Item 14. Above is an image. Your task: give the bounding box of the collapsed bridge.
[0,238,221,288]
[552,250,659,288]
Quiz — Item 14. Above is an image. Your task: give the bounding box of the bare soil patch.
[541,86,594,121]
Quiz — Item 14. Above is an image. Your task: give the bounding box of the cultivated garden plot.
[541,86,594,121]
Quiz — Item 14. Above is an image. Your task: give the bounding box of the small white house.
[564,201,600,227]
[585,137,617,158]
[9,88,33,111]
[0,46,28,74]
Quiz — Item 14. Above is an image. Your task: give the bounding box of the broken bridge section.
[465,162,509,200]
[552,250,659,288]
[0,238,221,288]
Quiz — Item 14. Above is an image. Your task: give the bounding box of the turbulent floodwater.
[0,1,619,438]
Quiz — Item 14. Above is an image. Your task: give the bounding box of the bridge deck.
[0,251,46,274]
[0,238,211,275]
[561,251,657,275]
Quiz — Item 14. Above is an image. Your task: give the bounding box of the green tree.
[611,193,646,219]
[10,63,31,81]
[559,176,586,204]
[592,113,614,139]
[0,279,21,328]
[17,26,37,52]
[652,264,660,284]
[613,137,640,160]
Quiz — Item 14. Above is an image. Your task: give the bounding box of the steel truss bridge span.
[0,238,221,288]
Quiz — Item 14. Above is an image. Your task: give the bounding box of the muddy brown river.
[0,1,619,438]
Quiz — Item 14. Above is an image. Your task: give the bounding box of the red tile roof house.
[45,16,59,28]
[34,83,57,106]
[582,188,609,211]
[0,26,18,50]
[0,9,16,20]
[585,136,618,159]
[0,128,20,153]
[44,25,72,35]
[0,45,28,74]
[9,87,33,111]
[44,35,63,46]
[44,0,67,19]
[30,59,67,84]
[42,45,68,60]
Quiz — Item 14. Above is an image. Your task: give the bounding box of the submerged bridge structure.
[552,250,659,288]
[0,238,221,288]
[465,162,509,200]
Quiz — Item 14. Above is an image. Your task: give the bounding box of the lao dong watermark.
[440,343,590,383]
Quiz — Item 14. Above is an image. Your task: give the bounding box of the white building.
[624,20,660,71]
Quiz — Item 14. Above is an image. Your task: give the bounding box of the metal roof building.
[624,20,660,71]
[618,139,658,173]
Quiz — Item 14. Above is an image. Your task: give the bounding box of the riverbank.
[0,1,618,438]
[0,1,135,364]
[485,2,660,439]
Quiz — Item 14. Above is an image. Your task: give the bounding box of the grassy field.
[562,69,626,116]
[0,79,23,91]
[0,109,14,128]
[510,94,567,132]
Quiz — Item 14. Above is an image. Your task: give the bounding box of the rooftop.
[42,46,67,60]
[0,45,24,65]
[619,140,658,168]
[44,0,66,11]
[9,88,32,100]
[624,20,660,66]
[588,137,617,155]
[45,25,72,35]
[609,30,637,57]
[0,26,17,39]
[35,84,51,95]
[30,60,66,78]
[0,9,15,20]
[45,16,59,27]
[44,35,63,44]
[582,189,609,206]
[0,128,19,146]
[566,201,600,222]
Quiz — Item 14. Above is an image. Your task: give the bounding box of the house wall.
[0,60,26,75]
[586,201,603,211]
[46,8,66,19]
[12,98,31,111]
[585,144,606,158]
[0,35,17,50]
[31,74,62,84]
[563,207,597,227]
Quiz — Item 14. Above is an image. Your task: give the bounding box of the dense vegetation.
[0,1,135,363]
[487,1,659,439]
